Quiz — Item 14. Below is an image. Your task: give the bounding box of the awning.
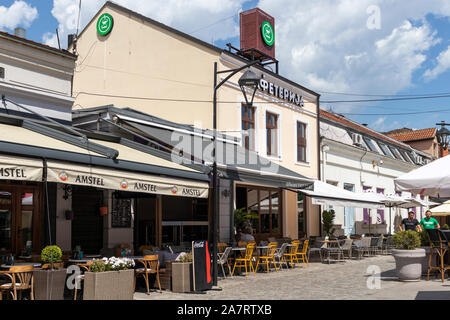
[0,121,210,198]
[46,160,209,198]
[299,181,384,209]
[0,153,43,182]
[122,118,314,189]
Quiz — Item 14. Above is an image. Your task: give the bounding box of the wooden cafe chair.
[135,255,161,294]
[0,265,34,300]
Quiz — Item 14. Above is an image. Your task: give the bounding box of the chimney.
[14,27,26,38]
[240,8,275,60]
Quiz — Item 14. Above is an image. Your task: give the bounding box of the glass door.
[0,190,12,253]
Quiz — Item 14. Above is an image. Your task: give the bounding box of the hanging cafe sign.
[258,78,304,107]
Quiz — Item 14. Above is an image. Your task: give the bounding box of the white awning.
[0,153,43,182]
[299,181,384,209]
[46,160,209,198]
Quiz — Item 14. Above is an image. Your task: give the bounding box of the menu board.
[111,198,132,228]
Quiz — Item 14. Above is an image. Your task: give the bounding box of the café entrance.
[0,183,42,255]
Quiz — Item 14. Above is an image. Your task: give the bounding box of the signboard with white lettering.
[259,78,304,107]
[46,160,209,198]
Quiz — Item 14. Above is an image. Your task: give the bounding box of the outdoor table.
[84,254,101,259]
[1,262,41,269]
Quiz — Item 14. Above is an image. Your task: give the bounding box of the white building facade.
[319,110,434,236]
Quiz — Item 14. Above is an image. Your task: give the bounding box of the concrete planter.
[420,246,436,275]
[83,269,134,300]
[33,268,67,300]
[392,248,426,281]
[171,262,193,293]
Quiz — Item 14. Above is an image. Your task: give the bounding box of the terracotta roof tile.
[387,128,437,142]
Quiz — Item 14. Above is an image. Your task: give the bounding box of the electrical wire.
[322,94,450,103]
[318,90,450,97]
[338,108,450,116]
[188,13,237,35]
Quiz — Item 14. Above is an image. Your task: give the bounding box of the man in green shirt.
[420,210,440,230]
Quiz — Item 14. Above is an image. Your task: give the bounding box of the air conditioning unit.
[351,133,363,147]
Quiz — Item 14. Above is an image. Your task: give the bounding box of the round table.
[1,262,41,269]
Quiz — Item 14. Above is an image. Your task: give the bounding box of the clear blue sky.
[3,0,450,133]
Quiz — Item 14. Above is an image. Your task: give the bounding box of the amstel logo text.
[75,175,105,186]
[0,168,26,178]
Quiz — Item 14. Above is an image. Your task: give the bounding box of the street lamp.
[212,60,260,286]
[436,121,450,152]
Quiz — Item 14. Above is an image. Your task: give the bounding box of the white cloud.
[44,0,245,49]
[256,0,450,112]
[423,45,450,81]
[0,1,38,30]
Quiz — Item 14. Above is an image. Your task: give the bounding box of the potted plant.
[392,230,425,281]
[171,253,193,293]
[83,257,135,300]
[33,245,67,300]
[234,208,258,230]
[322,209,336,239]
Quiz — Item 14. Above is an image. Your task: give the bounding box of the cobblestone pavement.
[134,255,450,300]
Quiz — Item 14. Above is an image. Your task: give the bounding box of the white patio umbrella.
[430,200,450,216]
[394,154,450,197]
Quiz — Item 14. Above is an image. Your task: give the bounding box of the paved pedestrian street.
[134,255,450,300]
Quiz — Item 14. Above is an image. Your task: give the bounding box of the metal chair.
[369,237,380,256]
[283,240,301,268]
[254,243,278,273]
[232,243,255,276]
[296,240,309,268]
[322,241,345,264]
[217,247,233,278]
[341,239,353,259]
[308,237,326,262]
[426,229,450,282]
[273,243,289,269]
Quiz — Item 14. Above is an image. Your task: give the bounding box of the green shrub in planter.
[392,230,421,250]
[442,224,449,230]
[41,245,62,269]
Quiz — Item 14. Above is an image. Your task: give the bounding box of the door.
[343,183,355,236]
[0,186,41,255]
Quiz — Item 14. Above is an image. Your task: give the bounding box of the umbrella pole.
[389,207,392,235]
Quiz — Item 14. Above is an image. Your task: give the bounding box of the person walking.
[420,210,440,230]
[399,211,421,232]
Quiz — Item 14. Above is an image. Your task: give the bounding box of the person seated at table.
[398,211,422,232]
[240,227,255,242]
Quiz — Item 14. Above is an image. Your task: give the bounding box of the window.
[389,146,405,161]
[297,121,307,163]
[400,150,414,163]
[241,104,255,151]
[363,136,380,153]
[0,67,4,79]
[378,142,394,158]
[266,112,279,156]
[237,186,282,235]
[376,188,385,223]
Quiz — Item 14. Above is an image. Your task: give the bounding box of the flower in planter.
[91,257,135,272]
[175,252,192,263]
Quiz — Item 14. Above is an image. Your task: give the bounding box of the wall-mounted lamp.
[221,189,230,198]
[62,185,72,200]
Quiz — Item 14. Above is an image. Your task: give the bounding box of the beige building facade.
[71,2,321,240]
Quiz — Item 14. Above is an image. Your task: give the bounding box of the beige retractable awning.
[0,153,43,182]
[46,160,209,198]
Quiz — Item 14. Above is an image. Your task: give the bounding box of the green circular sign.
[97,13,114,36]
[261,21,274,46]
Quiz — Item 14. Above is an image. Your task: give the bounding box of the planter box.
[33,268,67,300]
[392,248,426,281]
[171,262,193,293]
[83,269,134,300]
